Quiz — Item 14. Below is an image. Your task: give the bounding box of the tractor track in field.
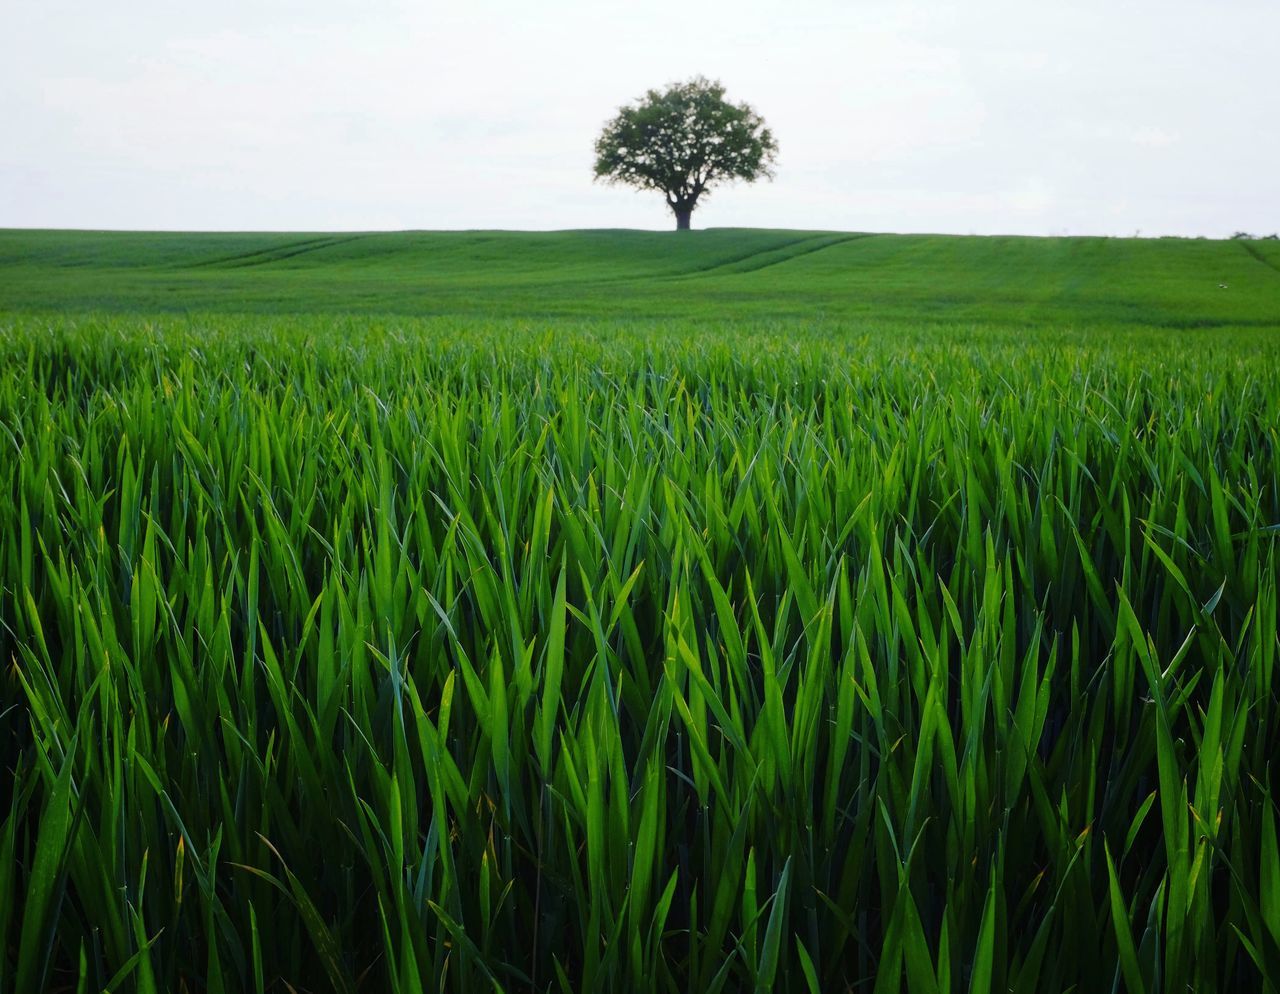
[664,232,875,280]
[720,232,874,275]
[1239,240,1280,277]
[666,233,830,276]
[186,234,368,269]
[510,234,865,291]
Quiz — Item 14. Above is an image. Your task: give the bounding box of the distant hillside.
[2,228,1279,330]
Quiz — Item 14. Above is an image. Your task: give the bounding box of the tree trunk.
[674,206,693,231]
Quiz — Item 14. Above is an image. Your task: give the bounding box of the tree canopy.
[593,77,778,230]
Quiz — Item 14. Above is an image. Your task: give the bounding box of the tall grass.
[2,315,1278,992]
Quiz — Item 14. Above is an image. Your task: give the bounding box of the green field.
[3,229,1280,993]
[4,227,1280,328]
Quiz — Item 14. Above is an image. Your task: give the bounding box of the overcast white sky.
[3,0,1277,236]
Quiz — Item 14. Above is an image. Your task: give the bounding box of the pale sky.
[3,0,1277,236]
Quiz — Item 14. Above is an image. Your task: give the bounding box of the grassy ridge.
[2,228,1280,327]
[2,311,1279,992]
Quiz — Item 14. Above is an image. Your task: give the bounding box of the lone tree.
[593,77,778,231]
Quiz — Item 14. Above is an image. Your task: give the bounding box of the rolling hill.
[3,228,1279,330]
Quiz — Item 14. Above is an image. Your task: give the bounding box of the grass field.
[4,227,1280,328]
[3,229,1280,993]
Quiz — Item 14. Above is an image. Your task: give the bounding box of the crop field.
[3,230,1280,993]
